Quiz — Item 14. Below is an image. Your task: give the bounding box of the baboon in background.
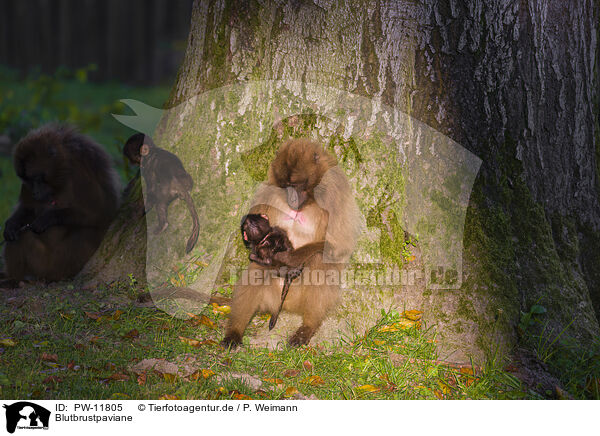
[223,139,362,347]
[123,133,199,253]
[2,124,121,284]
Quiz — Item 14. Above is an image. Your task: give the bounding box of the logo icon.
[3,402,50,434]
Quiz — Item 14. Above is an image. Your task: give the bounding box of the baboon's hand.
[3,219,22,241]
[29,218,50,234]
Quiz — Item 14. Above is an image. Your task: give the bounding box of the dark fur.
[2,124,120,283]
[123,133,199,253]
[223,139,361,347]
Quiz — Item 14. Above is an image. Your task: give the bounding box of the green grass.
[0,280,531,400]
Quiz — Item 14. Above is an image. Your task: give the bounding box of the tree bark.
[90,0,600,364]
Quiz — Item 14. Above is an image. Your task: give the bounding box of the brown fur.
[2,124,121,284]
[124,133,199,253]
[223,139,361,347]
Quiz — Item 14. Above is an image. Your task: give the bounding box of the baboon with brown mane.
[223,139,361,347]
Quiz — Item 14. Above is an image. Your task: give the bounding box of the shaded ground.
[0,278,552,400]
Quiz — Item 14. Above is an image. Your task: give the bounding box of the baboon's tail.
[183,192,199,253]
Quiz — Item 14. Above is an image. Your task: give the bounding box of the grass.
[0,278,532,400]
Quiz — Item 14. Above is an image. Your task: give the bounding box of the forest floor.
[0,279,535,400]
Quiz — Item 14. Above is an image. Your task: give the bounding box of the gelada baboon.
[223,139,361,347]
[123,133,199,253]
[2,124,120,284]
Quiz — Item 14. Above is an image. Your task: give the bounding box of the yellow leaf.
[187,314,216,329]
[198,339,218,346]
[232,392,252,400]
[0,338,17,347]
[284,387,299,397]
[211,303,231,314]
[194,260,208,267]
[402,310,423,321]
[59,312,72,320]
[356,385,380,393]
[303,375,325,386]
[110,393,130,400]
[163,373,177,383]
[373,340,386,346]
[159,394,179,400]
[263,378,284,385]
[437,380,451,395]
[201,369,215,379]
[179,336,200,347]
[111,310,124,320]
[433,389,444,399]
[378,319,416,332]
[397,319,417,329]
[460,367,474,376]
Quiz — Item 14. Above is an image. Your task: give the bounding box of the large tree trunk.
[89,0,600,364]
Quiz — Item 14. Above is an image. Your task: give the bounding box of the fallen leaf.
[163,373,177,383]
[302,360,313,371]
[231,391,252,400]
[378,319,417,332]
[43,376,62,385]
[263,378,284,385]
[137,373,147,386]
[211,303,231,315]
[110,393,130,400]
[285,387,299,397]
[373,340,386,346]
[304,375,325,386]
[356,384,380,393]
[402,310,423,321]
[283,369,300,378]
[187,314,216,329]
[123,329,139,339]
[199,339,219,346]
[159,394,179,400]
[109,373,129,381]
[179,336,201,347]
[190,369,215,380]
[84,311,101,320]
[41,353,58,363]
[59,312,72,320]
[89,336,101,344]
[0,338,17,347]
[433,389,444,399]
[105,362,117,371]
[460,367,475,376]
[437,380,451,395]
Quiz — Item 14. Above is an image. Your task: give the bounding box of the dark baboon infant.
[240,213,322,330]
[123,133,199,253]
[2,124,120,284]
